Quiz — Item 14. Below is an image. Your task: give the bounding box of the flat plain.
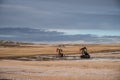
[0,44,120,80]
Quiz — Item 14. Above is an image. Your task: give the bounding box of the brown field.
[0,60,120,80]
[0,44,120,58]
[0,44,120,80]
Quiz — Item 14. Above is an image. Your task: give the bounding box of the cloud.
[0,27,120,43]
[0,0,120,30]
[0,0,120,44]
[0,27,64,41]
[0,27,63,35]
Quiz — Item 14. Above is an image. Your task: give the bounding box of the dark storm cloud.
[0,27,63,42]
[0,0,120,43]
[0,27,63,36]
[0,0,120,30]
[0,27,119,43]
[0,0,3,4]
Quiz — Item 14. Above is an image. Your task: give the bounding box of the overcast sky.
[0,0,120,43]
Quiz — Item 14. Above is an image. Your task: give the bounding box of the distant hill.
[0,40,34,47]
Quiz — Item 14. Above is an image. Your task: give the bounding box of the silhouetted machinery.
[80,47,90,58]
[56,47,90,59]
[56,48,64,57]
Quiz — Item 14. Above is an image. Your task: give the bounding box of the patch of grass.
[0,44,120,58]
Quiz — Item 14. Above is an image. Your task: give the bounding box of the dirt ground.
[0,44,120,80]
[0,58,120,80]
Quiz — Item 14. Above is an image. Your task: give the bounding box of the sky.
[0,0,120,43]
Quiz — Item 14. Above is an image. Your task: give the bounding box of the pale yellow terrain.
[0,44,120,80]
[0,44,120,57]
[0,60,120,80]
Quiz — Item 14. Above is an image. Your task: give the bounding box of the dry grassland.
[0,44,120,80]
[0,60,120,80]
[0,44,120,58]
